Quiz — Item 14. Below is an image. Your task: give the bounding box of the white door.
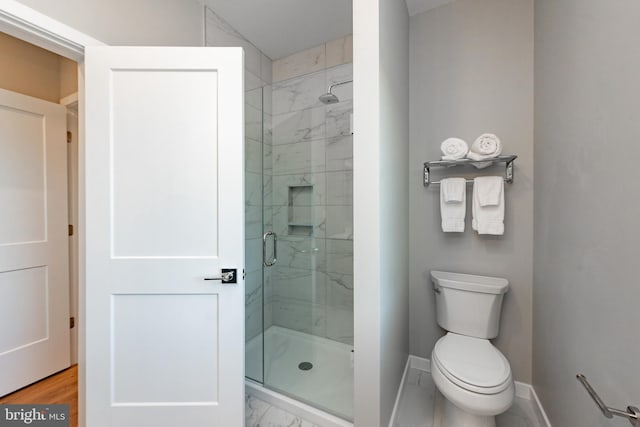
[0,88,70,396]
[84,47,245,427]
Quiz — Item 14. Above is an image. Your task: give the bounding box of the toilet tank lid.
[430,271,509,294]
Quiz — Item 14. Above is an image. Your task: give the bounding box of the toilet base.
[442,397,496,427]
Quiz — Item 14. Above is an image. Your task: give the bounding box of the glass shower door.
[262,61,355,421]
[244,84,265,383]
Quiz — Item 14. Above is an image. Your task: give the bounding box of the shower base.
[246,325,354,423]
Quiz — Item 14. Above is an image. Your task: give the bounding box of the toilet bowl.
[429,271,515,426]
[431,333,514,427]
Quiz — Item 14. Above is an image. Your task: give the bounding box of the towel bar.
[577,374,639,426]
[423,155,517,187]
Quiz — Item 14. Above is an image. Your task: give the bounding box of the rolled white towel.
[467,133,502,168]
[440,137,469,160]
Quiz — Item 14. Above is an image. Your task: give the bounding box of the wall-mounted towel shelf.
[423,155,518,187]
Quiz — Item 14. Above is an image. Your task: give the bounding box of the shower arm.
[326,79,353,94]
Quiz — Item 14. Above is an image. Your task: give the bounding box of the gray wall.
[15,0,204,46]
[379,0,410,423]
[534,1,640,425]
[409,0,534,382]
[354,0,409,424]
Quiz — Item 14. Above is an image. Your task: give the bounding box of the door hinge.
[68,224,74,236]
[70,317,75,329]
[67,131,72,143]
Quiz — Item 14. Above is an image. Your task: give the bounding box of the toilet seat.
[432,333,512,395]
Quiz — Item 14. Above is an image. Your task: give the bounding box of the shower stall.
[243,50,354,421]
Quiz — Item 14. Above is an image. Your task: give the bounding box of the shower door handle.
[263,231,277,267]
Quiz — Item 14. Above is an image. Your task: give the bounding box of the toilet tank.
[431,271,509,339]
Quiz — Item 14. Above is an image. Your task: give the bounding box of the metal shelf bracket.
[423,155,518,187]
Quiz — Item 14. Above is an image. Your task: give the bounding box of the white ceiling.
[199,0,455,60]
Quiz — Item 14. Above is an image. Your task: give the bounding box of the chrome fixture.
[263,231,277,267]
[204,268,237,283]
[577,374,639,426]
[423,155,517,187]
[318,79,353,104]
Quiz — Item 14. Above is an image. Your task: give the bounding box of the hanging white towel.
[472,176,504,235]
[440,177,466,232]
[440,137,469,160]
[467,133,502,168]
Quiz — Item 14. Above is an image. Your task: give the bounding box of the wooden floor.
[0,365,78,427]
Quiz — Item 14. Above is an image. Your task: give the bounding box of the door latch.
[204,268,237,284]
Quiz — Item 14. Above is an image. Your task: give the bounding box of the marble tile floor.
[395,368,545,427]
[246,394,322,427]
[245,365,544,427]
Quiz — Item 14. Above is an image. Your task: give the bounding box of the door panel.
[0,88,70,397]
[85,47,244,426]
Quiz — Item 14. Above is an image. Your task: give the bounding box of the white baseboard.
[530,384,553,427]
[389,355,552,427]
[387,356,412,427]
[409,354,430,372]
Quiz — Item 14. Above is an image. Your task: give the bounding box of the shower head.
[319,92,340,104]
[318,79,353,105]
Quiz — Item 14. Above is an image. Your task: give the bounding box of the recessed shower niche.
[287,185,314,236]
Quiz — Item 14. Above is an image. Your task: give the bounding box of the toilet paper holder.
[577,374,639,426]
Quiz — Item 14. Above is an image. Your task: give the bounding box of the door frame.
[0,3,103,426]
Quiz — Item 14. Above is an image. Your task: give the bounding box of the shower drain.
[298,361,313,371]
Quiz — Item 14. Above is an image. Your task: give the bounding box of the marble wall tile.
[205,7,246,48]
[246,293,263,341]
[326,273,353,310]
[272,44,326,83]
[246,86,262,111]
[276,236,326,271]
[263,113,273,146]
[326,171,353,205]
[326,100,353,138]
[272,298,326,337]
[246,103,263,142]
[325,205,353,239]
[272,173,326,206]
[264,298,274,330]
[273,266,326,305]
[325,239,353,275]
[263,85,273,116]
[326,135,353,172]
[326,63,353,102]
[245,138,262,174]
[245,204,262,240]
[272,71,325,115]
[261,53,273,84]
[246,237,263,273]
[272,140,326,176]
[204,8,261,77]
[263,172,273,208]
[272,204,326,239]
[245,70,262,92]
[272,106,326,145]
[245,172,262,207]
[325,306,354,345]
[264,270,274,329]
[326,35,353,68]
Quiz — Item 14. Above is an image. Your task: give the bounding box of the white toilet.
[430,271,515,427]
